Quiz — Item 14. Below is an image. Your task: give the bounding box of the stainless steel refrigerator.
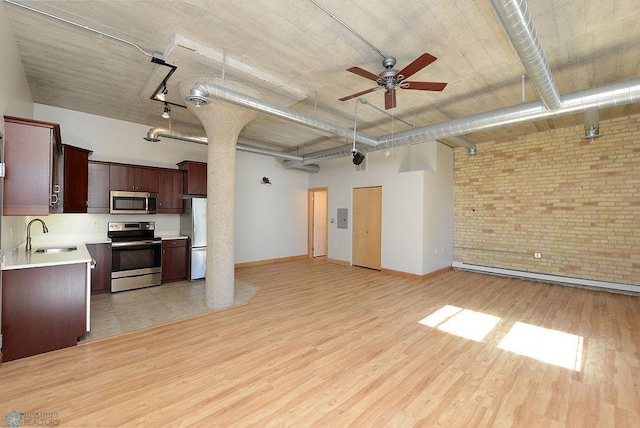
[180,197,207,281]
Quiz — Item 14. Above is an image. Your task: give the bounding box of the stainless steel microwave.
[110,191,158,214]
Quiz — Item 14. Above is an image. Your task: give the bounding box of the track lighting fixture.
[156,85,167,101]
[162,103,171,119]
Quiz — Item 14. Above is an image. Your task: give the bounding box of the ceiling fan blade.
[346,66,380,82]
[339,87,379,102]
[402,81,448,91]
[384,89,397,110]
[396,53,437,80]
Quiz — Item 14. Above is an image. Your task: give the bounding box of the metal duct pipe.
[144,127,208,144]
[282,160,320,173]
[180,76,640,165]
[440,135,478,156]
[297,77,640,163]
[491,0,562,110]
[376,77,640,148]
[583,108,601,140]
[187,82,379,147]
[236,144,304,162]
[143,128,320,172]
[299,142,378,165]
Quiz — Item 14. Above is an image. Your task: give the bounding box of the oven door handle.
[111,240,161,248]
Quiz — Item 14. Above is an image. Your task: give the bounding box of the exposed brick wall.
[454,113,640,286]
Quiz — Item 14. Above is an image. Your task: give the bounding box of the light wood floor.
[1,259,639,427]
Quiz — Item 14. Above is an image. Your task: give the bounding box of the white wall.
[423,143,454,273]
[235,151,309,263]
[34,104,207,168]
[21,105,310,264]
[308,141,454,276]
[1,3,34,251]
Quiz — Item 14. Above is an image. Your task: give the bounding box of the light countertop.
[2,241,93,271]
[159,235,188,240]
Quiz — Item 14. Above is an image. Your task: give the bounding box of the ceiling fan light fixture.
[340,52,446,109]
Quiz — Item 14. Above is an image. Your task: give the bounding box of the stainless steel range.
[108,221,162,292]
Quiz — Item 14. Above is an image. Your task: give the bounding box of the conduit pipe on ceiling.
[490,0,562,110]
[144,127,321,172]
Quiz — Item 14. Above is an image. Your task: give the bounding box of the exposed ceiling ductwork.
[186,82,379,148]
[490,0,562,110]
[181,0,640,167]
[144,127,321,172]
[184,76,640,166]
[145,0,640,170]
[583,108,601,140]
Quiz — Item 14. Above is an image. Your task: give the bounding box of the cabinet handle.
[50,194,58,205]
[54,184,60,193]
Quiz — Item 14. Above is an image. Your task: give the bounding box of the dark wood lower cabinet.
[1,263,87,362]
[87,242,112,294]
[162,239,188,283]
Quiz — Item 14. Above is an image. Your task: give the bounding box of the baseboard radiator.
[452,261,639,294]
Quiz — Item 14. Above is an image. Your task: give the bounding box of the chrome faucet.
[26,218,49,252]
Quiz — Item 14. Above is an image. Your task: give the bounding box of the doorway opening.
[308,188,328,258]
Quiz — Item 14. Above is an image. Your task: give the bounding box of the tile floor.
[82,279,259,342]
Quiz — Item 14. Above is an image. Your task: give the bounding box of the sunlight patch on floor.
[419,305,584,371]
[498,321,584,371]
[419,305,501,342]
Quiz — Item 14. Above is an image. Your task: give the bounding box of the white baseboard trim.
[452,261,639,294]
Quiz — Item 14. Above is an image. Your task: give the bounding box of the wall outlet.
[534,252,542,259]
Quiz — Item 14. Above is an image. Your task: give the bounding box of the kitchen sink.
[35,246,78,254]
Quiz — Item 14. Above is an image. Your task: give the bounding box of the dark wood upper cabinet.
[158,169,184,214]
[109,164,135,191]
[87,161,110,213]
[61,145,92,213]
[109,164,159,193]
[135,167,159,193]
[3,116,62,216]
[177,160,207,195]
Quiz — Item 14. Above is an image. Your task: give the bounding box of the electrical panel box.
[337,208,348,229]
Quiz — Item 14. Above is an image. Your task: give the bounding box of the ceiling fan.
[339,53,447,109]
